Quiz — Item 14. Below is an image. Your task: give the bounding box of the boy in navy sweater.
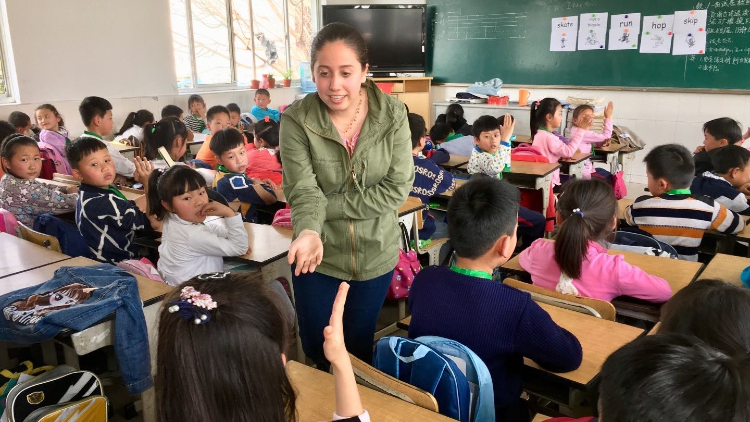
[68,137,153,263]
[691,144,750,215]
[408,178,582,422]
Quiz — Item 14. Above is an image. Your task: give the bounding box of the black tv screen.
[322,5,425,74]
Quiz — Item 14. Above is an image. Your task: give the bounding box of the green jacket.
[280,79,415,281]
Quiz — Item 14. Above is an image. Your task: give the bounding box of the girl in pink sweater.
[518,179,671,303]
[530,98,593,186]
[246,117,282,185]
[569,102,615,179]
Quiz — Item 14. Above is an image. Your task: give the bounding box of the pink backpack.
[387,223,420,300]
[0,208,19,236]
[117,258,164,282]
[613,171,628,199]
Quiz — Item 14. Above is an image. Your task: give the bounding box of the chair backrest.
[503,278,616,321]
[348,353,439,413]
[16,222,62,253]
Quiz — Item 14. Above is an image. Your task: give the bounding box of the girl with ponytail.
[114,109,155,144]
[246,116,282,185]
[518,179,671,303]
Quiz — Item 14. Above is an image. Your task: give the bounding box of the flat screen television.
[322,5,426,75]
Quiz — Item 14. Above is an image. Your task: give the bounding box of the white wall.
[432,85,750,184]
[0,0,300,136]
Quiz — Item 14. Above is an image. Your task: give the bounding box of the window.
[169,0,314,89]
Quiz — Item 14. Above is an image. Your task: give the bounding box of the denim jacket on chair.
[0,264,152,394]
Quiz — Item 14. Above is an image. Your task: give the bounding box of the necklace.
[334,89,363,138]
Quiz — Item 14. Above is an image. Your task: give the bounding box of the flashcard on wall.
[579,12,609,30]
[578,27,607,50]
[672,30,706,55]
[611,13,641,34]
[673,10,707,34]
[550,16,579,51]
[643,15,675,33]
[609,28,638,50]
[640,31,673,53]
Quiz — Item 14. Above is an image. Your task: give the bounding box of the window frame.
[0,0,15,103]
[175,0,317,92]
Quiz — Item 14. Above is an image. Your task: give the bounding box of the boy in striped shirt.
[625,144,744,261]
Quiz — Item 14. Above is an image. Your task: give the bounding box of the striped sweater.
[624,192,744,261]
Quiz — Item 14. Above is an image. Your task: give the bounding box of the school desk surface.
[696,253,748,287]
[0,233,71,279]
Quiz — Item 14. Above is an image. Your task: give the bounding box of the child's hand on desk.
[66,185,78,194]
[133,157,154,185]
[577,114,594,131]
[324,282,350,367]
[260,179,278,190]
[200,201,236,218]
[694,145,705,154]
[600,138,612,148]
[288,229,323,275]
[500,113,515,141]
[604,101,614,119]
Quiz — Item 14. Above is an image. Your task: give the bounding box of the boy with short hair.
[693,117,743,175]
[183,94,208,134]
[424,123,451,164]
[691,144,750,215]
[544,333,750,422]
[408,178,582,422]
[408,113,455,243]
[67,137,152,263]
[250,89,280,122]
[161,105,184,120]
[467,114,513,180]
[78,96,137,181]
[194,105,234,169]
[625,143,744,261]
[226,103,250,131]
[210,128,277,223]
[8,111,32,136]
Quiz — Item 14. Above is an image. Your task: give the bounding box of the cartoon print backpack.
[387,222,420,300]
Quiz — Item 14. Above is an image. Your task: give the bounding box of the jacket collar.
[701,171,732,186]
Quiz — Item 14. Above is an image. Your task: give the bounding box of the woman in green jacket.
[280,23,414,368]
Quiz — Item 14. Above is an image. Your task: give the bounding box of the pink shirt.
[518,239,672,303]
[531,128,585,186]
[246,148,282,185]
[569,118,613,179]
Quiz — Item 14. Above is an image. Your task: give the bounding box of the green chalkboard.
[426,0,750,90]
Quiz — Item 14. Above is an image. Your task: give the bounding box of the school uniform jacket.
[212,169,276,223]
[0,173,77,226]
[690,171,750,216]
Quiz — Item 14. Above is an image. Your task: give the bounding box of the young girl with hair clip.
[246,116,283,185]
[518,179,671,302]
[569,101,615,179]
[435,103,472,136]
[0,134,78,225]
[142,118,189,169]
[530,98,593,187]
[156,275,369,422]
[146,166,249,286]
[114,109,155,145]
[35,104,73,174]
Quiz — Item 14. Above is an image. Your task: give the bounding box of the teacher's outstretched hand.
[288,229,323,275]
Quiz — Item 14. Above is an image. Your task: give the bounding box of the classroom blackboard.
[426,0,750,90]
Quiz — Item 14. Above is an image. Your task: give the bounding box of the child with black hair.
[161,105,184,120]
[142,117,189,169]
[520,179,670,302]
[424,123,451,164]
[67,137,154,263]
[691,144,750,215]
[227,103,250,131]
[0,121,15,178]
[694,117,744,175]
[210,128,277,223]
[569,102,614,179]
[408,178,582,422]
[246,117,283,185]
[194,105,233,169]
[467,114,514,179]
[8,111,32,137]
[408,113,455,245]
[183,94,208,133]
[77,96,138,182]
[435,103,471,136]
[36,104,72,174]
[0,135,77,225]
[113,109,155,144]
[251,89,280,122]
[625,143,744,261]
[544,333,750,422]
[146,166,249,285]
[531,98,593,187]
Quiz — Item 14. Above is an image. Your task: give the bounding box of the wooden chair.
[16,222,62,253]
[348,353,439,413]
[503,278,616,321]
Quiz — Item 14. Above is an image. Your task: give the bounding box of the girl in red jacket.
[246,116,282,185]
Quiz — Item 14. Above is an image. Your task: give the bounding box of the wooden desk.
[618,146,644,179]
[560,151,593,179]
[501,239,702,295]
[617,198,634,220]
[504,162,560,215]
[441,154,470,170]
[697,253,749,286]
[398,199,427,218]
[43,175,144,201]
[237,223,293,265]
[397,301,644,388]
[593,143,626,174]
[109,141,139,161]
[287,360,455,422]
[0,233,71,279]
[436,178,468,199]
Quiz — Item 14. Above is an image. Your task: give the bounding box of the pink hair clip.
[168,286,218,324]
[535,100,541,106]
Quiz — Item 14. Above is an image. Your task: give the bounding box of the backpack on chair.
[32,214,92,258]
[0,208,19,236]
